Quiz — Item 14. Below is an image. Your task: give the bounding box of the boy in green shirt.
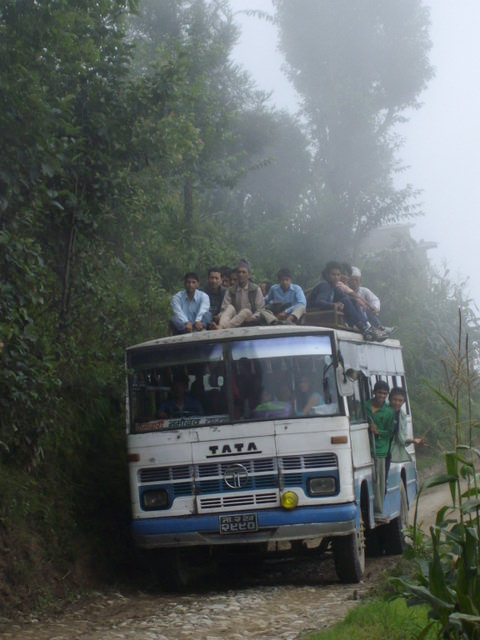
[366,380,395,520]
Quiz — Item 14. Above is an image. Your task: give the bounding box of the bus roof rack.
[301,310,345,329]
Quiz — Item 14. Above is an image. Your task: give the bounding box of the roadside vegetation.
[1,0,479,616]
[307,598,440,640]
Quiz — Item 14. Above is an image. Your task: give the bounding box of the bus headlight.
[307,477,337,496]
[280,490,299,510]
[141,489,169,510]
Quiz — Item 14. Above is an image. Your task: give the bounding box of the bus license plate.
[219,513,258,534]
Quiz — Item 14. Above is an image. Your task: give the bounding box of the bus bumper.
[132,503,357,548]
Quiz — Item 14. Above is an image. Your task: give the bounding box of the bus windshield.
[128,334,341,433]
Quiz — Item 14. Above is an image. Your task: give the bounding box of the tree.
[273,0,434,257]
[132,0,258,227]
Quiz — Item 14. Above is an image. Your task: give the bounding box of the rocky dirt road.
[0,483,450,640]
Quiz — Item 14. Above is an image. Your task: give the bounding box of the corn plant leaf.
[461,497,480,515]
[423,381,458,411]
[449,612,480,623]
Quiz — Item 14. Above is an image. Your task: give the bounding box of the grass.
[305,597,439,640]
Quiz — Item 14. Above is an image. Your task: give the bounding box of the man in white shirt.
[350,267,395,335]
[170,272,210,334]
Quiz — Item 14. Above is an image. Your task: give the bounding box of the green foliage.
[306,597,439,640]
[390,319,480,639]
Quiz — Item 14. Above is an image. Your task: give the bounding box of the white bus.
[125,324,417,585]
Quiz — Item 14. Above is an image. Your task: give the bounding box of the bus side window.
[347,375,367,424]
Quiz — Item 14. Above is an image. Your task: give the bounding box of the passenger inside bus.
[253,386,292,419]
[158,375,204,418]
[295,375,324,416]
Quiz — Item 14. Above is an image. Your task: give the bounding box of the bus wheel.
[166,548,216,590]
[382,482,408,555]
[166,549,194,590]
[333,520,365,583]
[365,528,383,557]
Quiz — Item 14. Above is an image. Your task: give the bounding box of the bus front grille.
[199,492,278,510]
[138,453,339,511]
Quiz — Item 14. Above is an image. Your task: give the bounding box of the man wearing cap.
[350,267,395,335]
[218,260,265,328]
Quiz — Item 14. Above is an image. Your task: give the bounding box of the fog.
[230,0,480,309]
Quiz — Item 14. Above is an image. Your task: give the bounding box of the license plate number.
[219,513,258,534]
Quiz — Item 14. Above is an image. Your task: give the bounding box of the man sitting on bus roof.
[308,261,386,342]
[201,266,226,330]
[350,266,395,336]
[218,259,265,328]
[261,267,306,325]
[169,271,210,335]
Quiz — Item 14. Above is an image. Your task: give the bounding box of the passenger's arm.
[171,292,189,325]
[251,287,266,319]
[301,392,323,416]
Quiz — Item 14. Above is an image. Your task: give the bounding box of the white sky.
[229,0,480,309]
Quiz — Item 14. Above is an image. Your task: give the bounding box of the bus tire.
[365,528,383,557]
[333,521,365,583]
[382,482,408,555]
[166,548,216,590]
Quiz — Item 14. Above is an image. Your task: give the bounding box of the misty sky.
[229,0,480,309]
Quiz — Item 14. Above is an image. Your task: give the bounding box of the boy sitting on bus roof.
[261,267,306,325]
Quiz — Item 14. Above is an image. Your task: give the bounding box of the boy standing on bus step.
[386,387,425,479]
[366,380,395,520]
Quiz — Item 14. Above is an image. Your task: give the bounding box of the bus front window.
[230,335,340,421]
[128,334,341,433]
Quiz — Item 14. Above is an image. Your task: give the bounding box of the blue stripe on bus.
[132,503,357,536]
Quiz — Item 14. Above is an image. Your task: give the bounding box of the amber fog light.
[142,489,169,510]
[280,490,299,510]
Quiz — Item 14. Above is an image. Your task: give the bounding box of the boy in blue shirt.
[261,268,306,325]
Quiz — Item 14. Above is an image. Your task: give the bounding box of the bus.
[125,324,417,586]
